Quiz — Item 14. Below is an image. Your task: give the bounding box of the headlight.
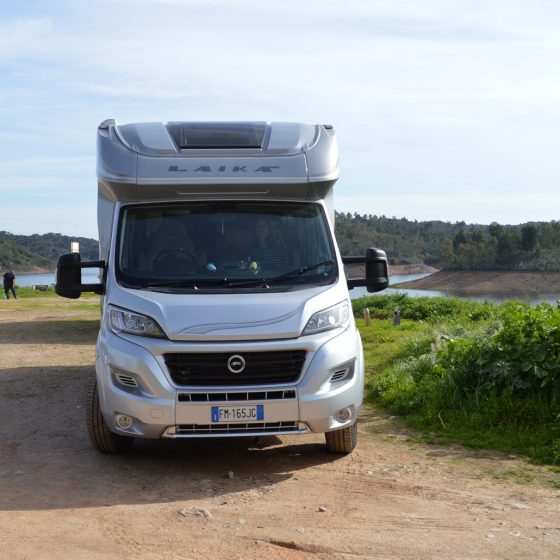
[302,301,351,335]
[108,305,166,338]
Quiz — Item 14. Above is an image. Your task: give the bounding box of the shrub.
[436,303,560,399]
[353,293,496,322]
[361,296,560,464]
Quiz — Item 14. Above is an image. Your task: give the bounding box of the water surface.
[14,270,560,305]
[350,273,560,305]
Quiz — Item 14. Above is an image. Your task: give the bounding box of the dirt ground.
[396,270,560,296]
[1,298,559,560]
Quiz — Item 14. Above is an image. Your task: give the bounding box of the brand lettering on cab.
[168,165,279,173]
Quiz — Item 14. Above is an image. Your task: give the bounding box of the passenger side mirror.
[55,252,106,299]
[343,247,389,293]
[365,247,389,293]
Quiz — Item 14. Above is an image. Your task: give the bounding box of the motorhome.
[56,120,388,454]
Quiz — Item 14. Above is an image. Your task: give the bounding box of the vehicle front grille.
[164,350,307,386]
[178,390,296,402]
[175,421,301,435]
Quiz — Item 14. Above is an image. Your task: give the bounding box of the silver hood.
[107,281,350,342]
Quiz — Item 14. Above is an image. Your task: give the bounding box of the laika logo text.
[168,165,279,173]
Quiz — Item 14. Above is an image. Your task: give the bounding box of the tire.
[86,376,134,454]
[325,420,358,454]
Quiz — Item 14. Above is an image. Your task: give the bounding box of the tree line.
[2,214,559,272]
[334,213,560,272]
[438,222,560,271]
[0,231,99,272]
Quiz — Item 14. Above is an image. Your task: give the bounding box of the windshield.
[116,202,337,291]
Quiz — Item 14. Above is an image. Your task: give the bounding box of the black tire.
[86,376,134,454]
[325,420,358,453]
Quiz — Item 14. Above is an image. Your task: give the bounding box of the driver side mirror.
[55,252,106,299]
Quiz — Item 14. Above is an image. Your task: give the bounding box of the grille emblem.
[227,354,246,374]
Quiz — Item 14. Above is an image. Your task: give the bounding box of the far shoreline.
[15,263,439,277]
[394,270,560,296]
[11,266,52,276]
[14,266,560,297]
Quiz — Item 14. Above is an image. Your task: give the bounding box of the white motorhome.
[56,120,388,454]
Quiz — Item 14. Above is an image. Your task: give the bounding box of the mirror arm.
[347,278,367,289]
[342,256,365,265]
[78,260,106,294]
[343,256,367,290]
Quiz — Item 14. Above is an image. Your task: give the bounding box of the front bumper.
[96,325,364,439]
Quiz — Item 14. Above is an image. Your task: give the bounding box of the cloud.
[0,156,94,172]
[0,18,54,58]
[1,1,560,235]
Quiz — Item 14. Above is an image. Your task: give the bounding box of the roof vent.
[166,121,267,149]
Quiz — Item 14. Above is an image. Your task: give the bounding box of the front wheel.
[325,420,358,454]
[86,376,134,454]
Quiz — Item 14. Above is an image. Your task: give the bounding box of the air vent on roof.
[167,122,267,149]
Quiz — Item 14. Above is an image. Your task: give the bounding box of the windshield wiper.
[227,260,335,289]
[138,278,231,289]
[266,259,335,285]
[132,260,335,290]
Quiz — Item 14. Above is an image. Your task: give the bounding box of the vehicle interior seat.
[148,219,197,270]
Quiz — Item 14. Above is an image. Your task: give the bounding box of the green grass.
[0,291,100,312]
[10,285,102,300]
[3,285,53,298]
[356,294,560,466]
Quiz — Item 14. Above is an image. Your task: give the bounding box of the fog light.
[116,414,133,429]
[335,407,352,422]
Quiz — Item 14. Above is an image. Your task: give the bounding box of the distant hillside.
[334,213,560,272]
[0,232,98,274]
[335,213,461,265]
[2,214,560,275]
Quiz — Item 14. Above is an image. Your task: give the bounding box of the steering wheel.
[152,248,197,273]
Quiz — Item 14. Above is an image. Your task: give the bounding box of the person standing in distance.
[3,270,17,299]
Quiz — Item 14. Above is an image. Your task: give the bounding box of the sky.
[1,0,559,239]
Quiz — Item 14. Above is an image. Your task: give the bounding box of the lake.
[14,271,560,305]
[16,271,429,289]
[350,273,560,305]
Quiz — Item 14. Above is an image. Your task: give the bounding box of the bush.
[361,296,560,464]
[353,293,495,322]
[436,303,560,398]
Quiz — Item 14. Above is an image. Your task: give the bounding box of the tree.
[453,228,468,249]
[438,237,455,268]
[521,224,538,252]
[489,222,504,239]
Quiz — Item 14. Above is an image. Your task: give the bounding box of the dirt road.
[1,298,559,559]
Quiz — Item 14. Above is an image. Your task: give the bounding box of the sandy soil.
[344,263,438,279]
[389,264,439,276]
[395,270,560,296]
[1,297,559,560]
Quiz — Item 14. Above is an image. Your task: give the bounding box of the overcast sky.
[1,0,559,239]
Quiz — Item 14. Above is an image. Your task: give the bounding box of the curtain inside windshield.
[117,202,336,289]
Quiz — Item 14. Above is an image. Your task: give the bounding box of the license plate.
[211,405,264,423]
